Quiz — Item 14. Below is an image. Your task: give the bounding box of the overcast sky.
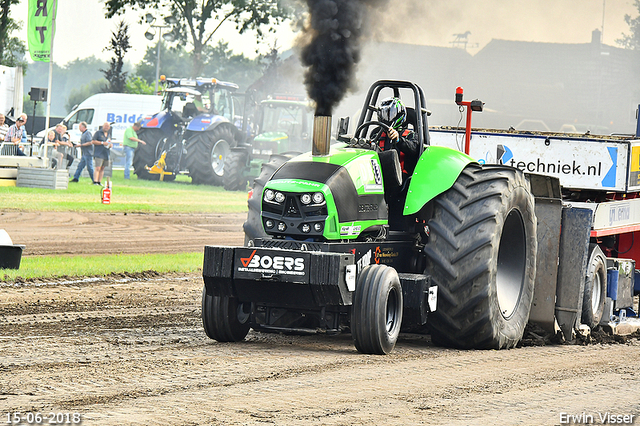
[11,0,639,66]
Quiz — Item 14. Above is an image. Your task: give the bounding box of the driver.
[377,97,420,178]
[193,94,207,112]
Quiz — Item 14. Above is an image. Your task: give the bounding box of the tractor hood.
[254,132,289,143]
[141,110,170,129]
[187,114,229,132]
[261,144,388,240]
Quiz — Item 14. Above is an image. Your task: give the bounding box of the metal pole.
[44,0,57,162]
[154,28,162,95]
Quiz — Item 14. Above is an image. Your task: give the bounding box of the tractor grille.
[257,239,325,251]
[262,191,328,239]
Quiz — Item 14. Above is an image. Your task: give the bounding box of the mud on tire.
[425,164,537,349]
[202,286,250,342]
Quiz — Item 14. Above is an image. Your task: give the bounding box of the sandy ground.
[0,211,246,256]
[1,212,640,425]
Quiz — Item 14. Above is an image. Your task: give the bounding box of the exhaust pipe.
[312,115,331,157]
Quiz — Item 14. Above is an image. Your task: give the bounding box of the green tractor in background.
[203,80,538,354]
[222,95,313,191]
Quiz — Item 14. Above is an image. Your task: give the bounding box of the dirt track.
[0,211,246,256]
[1,212,640,425]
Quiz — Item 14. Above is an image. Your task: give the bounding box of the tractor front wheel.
[133,129,164,180]
[185,126,236,186]
[425,164,537,349]
[351,264,403,355]
[202,286,251,342]
[223,149,249,191]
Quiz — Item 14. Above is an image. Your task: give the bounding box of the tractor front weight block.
[203,246,355,308]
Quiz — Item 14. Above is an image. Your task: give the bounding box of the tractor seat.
[183,102,198,117]
[378,149,402,190]
[405,107,417,131]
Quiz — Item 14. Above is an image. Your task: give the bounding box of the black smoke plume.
[300,0,389,116]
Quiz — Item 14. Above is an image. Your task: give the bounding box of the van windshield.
[66,109,94,127]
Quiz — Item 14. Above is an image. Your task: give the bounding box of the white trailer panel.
[429,129,639,192]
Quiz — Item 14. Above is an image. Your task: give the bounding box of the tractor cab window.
[212,89,233,121]
[198,92,212,112]
[262,104,309,139]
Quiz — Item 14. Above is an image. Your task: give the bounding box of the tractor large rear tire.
[351,264,403,355]
[425,164,537,349]
[202,286,250,342]
[581,244,607,328]
[243,153,299,246]
[185,126,236,186]
[223,149,249,191]
[133,129,164,180]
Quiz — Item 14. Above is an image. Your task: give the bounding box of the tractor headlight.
[301,224,311,233]
[312,192,324,204]
[300,193,312,205]
[264,189,275,202]
[314,223,323,233]
[277,222,287,232]
[275,192,286,203]
[265,219,274,229]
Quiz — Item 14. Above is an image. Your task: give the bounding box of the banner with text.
[27,0,57,62]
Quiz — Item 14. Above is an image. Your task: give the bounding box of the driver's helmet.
[378,97,406,130]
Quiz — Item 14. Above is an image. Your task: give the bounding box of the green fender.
[403,146,477,215]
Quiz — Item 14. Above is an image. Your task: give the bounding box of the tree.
[134,41,261,89]
[23,94,45,116]
[104,0,295,78]
[617,0,640,49]
[0,0,27,69]
[125,75,155,94]
[65,79,108,112]
[101,20,131,93]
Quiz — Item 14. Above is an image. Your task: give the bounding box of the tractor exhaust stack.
[312,115,331,157]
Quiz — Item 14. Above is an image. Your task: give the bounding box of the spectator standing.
[3,113,27,156]
[122,121,146,179]
[0,113,9,142]
[55,123,74,168]
[70,122,94,183]
[92,122,112,186]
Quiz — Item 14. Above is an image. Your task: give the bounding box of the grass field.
[0,169,249,213]
[0,170,247,280]
[1,253,203,282]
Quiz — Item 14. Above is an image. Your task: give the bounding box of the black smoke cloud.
[300,0,389,116]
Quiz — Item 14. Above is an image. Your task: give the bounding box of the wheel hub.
[496,209,527,319]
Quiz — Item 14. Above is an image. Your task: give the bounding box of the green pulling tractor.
[222,95,313,191]
[202,80,625,354]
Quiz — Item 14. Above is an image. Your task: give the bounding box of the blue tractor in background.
[134,77,243,185]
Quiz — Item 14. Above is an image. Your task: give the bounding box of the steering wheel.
[354,120,395,149]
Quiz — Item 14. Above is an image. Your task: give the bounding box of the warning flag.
[27,0,57,62]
